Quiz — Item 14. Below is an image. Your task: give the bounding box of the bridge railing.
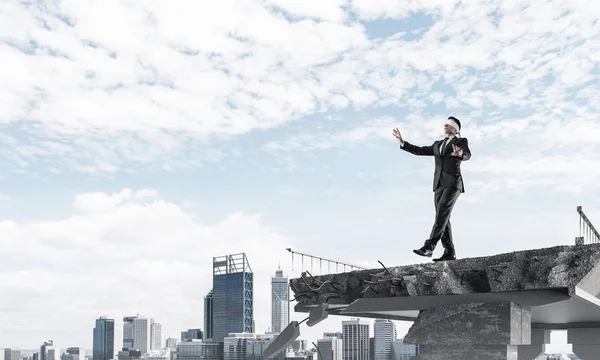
[576,206,600,245]
[286,247,367,275]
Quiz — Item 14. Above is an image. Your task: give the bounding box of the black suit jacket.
[401,137,471,192]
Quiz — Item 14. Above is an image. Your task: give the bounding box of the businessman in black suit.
[392,116,471,261]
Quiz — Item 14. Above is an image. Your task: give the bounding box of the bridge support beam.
[405,302,531,360]
[568,327,600,360]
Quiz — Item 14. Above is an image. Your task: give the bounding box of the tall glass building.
[204,290,214,340]
[93,317,115,360]
[212,253,253,343]
[373,319,396,360]
[122,316,136,351]
[271,266,289,333]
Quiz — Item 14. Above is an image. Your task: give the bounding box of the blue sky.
[1,0,600,355]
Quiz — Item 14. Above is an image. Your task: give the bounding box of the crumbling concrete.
[290,245,600,308]
[289,244,600,360]
[403,302,530,360]
[403,302,530,345]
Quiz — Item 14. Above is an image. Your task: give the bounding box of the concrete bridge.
[289,243,600,360]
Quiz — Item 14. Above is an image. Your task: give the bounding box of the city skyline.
[0,257,581,354]
[1,312,413,353]
[2,255,403,353]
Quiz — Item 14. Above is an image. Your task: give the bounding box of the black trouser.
[424,186,461,251]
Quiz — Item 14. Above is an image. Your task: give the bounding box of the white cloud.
[264,0,350,23]
[72,188,159,212]
[2,0,600,176]
[1,0,370,173]
[350,0,459,20]
[263,117,397,152]
[0,188,301,348]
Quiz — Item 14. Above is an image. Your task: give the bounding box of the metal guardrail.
[286,248,366,274]
[576,206,600,245]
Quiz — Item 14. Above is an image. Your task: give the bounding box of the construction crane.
[286,247,367,274]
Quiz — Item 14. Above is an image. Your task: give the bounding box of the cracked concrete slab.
[289,244,600,359]
[290,244,600,326]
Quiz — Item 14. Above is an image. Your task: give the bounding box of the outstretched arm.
[392,127,435,156]
[400,141,435,156]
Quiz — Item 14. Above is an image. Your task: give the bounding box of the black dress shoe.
[433,248,456,262]
[413,246,433,257]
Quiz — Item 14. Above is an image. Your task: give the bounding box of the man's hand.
[451,144,463,157]
[392,128,404,145]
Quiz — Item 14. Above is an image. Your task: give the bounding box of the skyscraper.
[40,341,56,360]
[212,253,253,343]
[271,266,289,333]
[133,317,153,354]
[342,319,369,360]
[373,319,396,360]
[123,317,136,351]
[94,316,115,360]
[151,322,162,351]
[204,290,214,341]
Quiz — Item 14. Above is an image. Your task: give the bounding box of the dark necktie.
[441,138,448,154]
